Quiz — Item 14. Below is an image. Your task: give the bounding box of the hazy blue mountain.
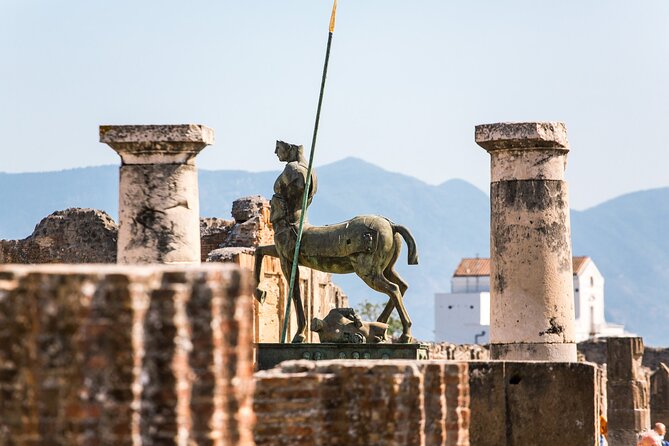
[1,159,667,344]
[571,188,669,346]
[0,166,119,239]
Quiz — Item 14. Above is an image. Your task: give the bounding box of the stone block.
[232,195,270,223]
[608,380,649,409]
[607,336,644,382]
[255,343,430,371]
[100,124,214,165]
[475,121,569,150]
[651,363,669,426]
[606,337,650,444]
[469,361,599,446]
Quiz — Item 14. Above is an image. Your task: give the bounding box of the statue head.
[311,308,388,344]
[275,140,304,162]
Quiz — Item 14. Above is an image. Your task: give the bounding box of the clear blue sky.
[2,1,668,209]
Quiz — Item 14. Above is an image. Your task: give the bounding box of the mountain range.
[1,158,667,344]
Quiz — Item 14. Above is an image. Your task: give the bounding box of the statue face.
[275,142,290,162]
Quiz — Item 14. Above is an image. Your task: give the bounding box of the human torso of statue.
[270,160,318,229]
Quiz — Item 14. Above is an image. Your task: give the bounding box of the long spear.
[281,0,338,343]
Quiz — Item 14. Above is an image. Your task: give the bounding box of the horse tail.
[392,224,419,265]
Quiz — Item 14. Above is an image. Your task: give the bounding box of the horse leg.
[361,272,413,343]
[254,245,278,303]
[377,233,406,323]
[280,258,307,343]
[378,266,409,322]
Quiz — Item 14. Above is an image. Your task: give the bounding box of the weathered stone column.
[475,122,576,361]
[100,125,214,264]
[607,337,650,446]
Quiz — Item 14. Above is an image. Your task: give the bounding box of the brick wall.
[200,217,235,262]
[0,264,254,446]
[254,360,470,446]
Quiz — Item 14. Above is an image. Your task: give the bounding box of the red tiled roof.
[454,256,591,277]
[453,258,491,277]
[572,256,590,274]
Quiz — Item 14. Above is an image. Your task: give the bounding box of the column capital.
[100,124,214,164]
[475,122,569,152]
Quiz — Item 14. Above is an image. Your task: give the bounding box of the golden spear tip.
[329,0,338,33]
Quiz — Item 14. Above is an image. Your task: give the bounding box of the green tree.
[355,299,402,339]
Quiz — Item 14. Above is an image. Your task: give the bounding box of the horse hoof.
[291,334,306,344]
[398,334,414,344]
[254,288,267,304]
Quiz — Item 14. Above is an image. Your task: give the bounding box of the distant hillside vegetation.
[1,159,667,344]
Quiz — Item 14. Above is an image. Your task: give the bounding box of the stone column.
[607,337,650,446]
[475,122,576,361]
[100,124,214,264]
[651,363,669,430]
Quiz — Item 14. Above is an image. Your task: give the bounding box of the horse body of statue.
[254,140,419,344]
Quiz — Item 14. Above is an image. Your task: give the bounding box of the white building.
[434,256,626,344]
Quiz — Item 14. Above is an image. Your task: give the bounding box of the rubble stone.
[232,195,270,223]
[0,208,117,263]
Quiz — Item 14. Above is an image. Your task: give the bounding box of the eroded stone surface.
[118,164,201,264]
[651,363,669,428]
[100,124,214,165]
[490,180,574,346]
[469,361,599,445]
[607,337,650,445]
[232,195,270,223]
[207,246,255,262]
[489,149,568,182]
[475,122,569,150]
[0,208,117,263]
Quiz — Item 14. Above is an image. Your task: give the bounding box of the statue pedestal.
[255,343,430,371]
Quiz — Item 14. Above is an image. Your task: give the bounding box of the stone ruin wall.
[579,337,669,435]
[0,208,118,264]
[254,359,601,446]
[0,196,347,344]
[254,360,470,446]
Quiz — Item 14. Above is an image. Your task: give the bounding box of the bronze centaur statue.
[254,141,419,343]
